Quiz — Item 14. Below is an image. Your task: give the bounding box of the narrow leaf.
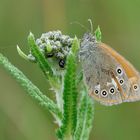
[0,53,62,120]
[95,26,102,42]
[74,90,94,140]
[76,71,83,85]
[71,37,79,54]
[17,45,30,61]
[28,32,53,77]
[57,39,79,139]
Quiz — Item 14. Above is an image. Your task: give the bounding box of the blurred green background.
[0,0,140,140]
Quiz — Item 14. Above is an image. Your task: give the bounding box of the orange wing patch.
[100,43,139,79]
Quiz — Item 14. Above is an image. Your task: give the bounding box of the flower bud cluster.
[28,31,73,68]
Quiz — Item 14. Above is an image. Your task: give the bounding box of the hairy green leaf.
[28,32,53,77]
[28,32,61,91]
[57,38,79,139]
[0,53,62,120]
[74,90,94,140]
[71,37,79,54]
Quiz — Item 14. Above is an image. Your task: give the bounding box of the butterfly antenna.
[88,19,93,33]
[70,21,89,32]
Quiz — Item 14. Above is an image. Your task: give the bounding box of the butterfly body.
[80,33,140,105]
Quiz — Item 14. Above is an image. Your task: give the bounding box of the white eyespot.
[109,87,115,94]
[119,78,124,85]
[94,89,99,95]
[101,89,108,97]
[133,84,139,91]
[116,67,123,75]
[94,85,100,95]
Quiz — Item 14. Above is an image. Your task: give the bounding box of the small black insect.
[46,53,54,57]
[59,59,65,68]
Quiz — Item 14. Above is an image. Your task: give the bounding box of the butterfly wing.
[80,33,131,106]
[100,43,139,78]
[100,43,140,103]
[125,77,140,102]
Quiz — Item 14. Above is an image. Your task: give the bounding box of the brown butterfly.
[80,32,140,106]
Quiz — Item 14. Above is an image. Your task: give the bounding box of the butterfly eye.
[101,90,108,97]
[116,67,123,75]
[133,84,139,91]
[119,78,124,85]
[109,87,115,94]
